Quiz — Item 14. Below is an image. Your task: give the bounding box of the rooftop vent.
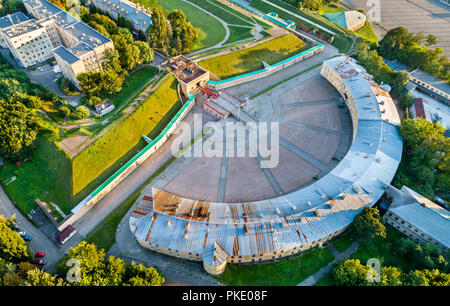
[166,220,172,227]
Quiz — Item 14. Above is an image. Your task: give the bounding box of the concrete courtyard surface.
[150,68,352,203]
[343,0,450,55]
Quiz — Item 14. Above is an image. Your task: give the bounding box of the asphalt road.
[0,187,65,272]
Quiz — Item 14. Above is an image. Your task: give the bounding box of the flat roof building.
[130,56,403,275]
[87,0,152,32]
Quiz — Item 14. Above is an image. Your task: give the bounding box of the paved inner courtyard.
[150,68,352,203]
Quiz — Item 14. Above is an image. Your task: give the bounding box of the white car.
[18,231,26,236]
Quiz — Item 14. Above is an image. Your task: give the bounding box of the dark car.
[33,259,46,266]
[34,252,45,258]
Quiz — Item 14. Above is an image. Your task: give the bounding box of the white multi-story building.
[0,0,115,87]
[87,0,152,32]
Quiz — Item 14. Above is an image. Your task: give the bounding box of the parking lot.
[0,47,82,106]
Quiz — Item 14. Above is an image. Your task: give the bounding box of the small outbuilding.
[95,99,115,117]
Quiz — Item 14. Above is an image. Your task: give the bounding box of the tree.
[2,272,22,286]
[124,261,165,286]
[100,69,122,95]
[59,105,71,118]
[74,106,90,119]
[351,207,386,244]
[0,100,39,161]
[25,268,66,286]
[398,118,445,150]
[147,8,171,50]
[83,96,101,108]
[103,49,125,76]
[398,93,413,108]
[168,10,198,54]
[380,266,403,286]
[56,241,106,286]
[133,41,153,64]
[77,71,102,95]
[0,217,29,263]
[333,259,371,286]
[298,0,322,11]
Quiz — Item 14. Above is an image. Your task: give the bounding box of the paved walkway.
[297,242,359,286]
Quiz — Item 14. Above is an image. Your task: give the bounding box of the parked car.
[33,259,46,266]
[19,231,26,237]
[23,235,32,241]
[34,252,45,258]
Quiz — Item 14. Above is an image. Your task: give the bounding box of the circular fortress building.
[129,56,403,275]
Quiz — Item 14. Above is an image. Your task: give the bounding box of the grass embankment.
[189,0,256,44]
[72,75,180,196]
[137,0,227,50]
[356,21,378,44]
[199,33,307,79]
[0,137,73,214]
[217,246,335,286]
[0,71,177,216]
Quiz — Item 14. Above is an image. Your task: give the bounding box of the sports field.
[199,33,308,79]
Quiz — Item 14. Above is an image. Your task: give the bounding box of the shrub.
[75,106,90,119]
[59,106,71,118]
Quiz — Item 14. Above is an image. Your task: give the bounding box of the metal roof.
[129,56,403,259]
[92,0,152,28]
[388,186,450,248]
[0,12,29,29]
[53,45,80,64]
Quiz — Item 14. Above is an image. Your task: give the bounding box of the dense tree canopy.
[351,207,386,244]
[57,242,165,286]
[147,8,198,56]
[0,217,30,263]
[0,0,25,16]
[378,27,449,83]
[394,118,449,199]
[0,56,58,160]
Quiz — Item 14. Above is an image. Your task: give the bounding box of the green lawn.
[318,3,345,15]
[109,66,158,109]
[356,21,378,43]
[0,137,73,214]
[199,33,307,79]
[330,230,354,253]
[332,35,353,53]
[217,247,335,286]
[137,0,227,50]
[72,75,180,196]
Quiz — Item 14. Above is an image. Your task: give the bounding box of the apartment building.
[382,185,450,251]
[0,0,114,87]
[0,18,54,67]
[87,0,152,32]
